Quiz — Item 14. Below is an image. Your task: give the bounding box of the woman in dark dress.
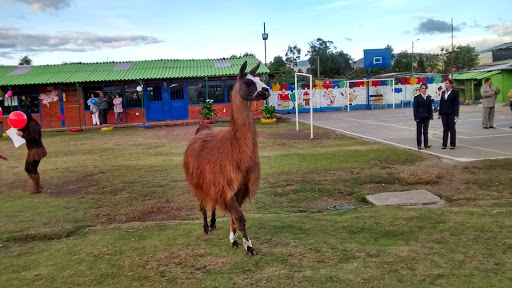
[16,111,47,194]
[413,83,434,150]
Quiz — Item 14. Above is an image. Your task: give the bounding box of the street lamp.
[136,84,147,127]
[411,38,420,76]
[262,22,268,66]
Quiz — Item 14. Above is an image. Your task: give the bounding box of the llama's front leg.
[229,196,256,255]
[210,207,216,231]
[210,207,217,231]
[199,203,210,234]
[230,216,240,248]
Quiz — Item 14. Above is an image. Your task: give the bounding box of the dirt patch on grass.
[0,178,27,193]
[44,173,100,198]
[260,129,336,140]
[0,173,98,198]
[138,125,198,143]
[264,154,511,206]
[400,170,443,185]
[96,198,191,224]
[146,249,231,282]
[360,156,512,204]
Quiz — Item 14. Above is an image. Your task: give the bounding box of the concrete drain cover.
[366,190,445,207]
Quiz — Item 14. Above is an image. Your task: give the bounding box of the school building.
[0,56,268,131]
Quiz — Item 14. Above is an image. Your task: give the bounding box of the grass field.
[0,120,511,287]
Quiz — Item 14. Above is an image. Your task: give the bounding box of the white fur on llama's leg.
[229,231,237,243]
[243,238,252,250]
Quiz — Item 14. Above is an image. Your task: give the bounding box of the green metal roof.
[0,56,269,86]
[454,70,501,80]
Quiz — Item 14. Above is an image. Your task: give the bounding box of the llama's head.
[237,61,270,101]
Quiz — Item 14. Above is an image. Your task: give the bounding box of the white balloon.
[136,86,142,92]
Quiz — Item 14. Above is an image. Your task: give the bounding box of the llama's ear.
[238,61,248,79]
[248,62,261,76]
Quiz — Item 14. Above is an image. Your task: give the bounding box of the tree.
[424,54,443,73]
[441,45,479,72]
[347,67,367,80]
[306,38,353,79]
[391,51,412,73]
[242,52,255,57]
[267,56,295,83]
[285,45,301,68]
[385,44,395,60]
[416,56,427,73]
[19,55,32,65]
[267,56,287,71]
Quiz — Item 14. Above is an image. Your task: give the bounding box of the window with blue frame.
[188,81,206,104]
[0,87,19,115]
[83,85,102,111]
[124,84,142,108]
[147,86,162,102]
[187,79,237,104]
[103,85,123,108]
[17,87,40,114]
[207,81,226,103]
[169,83,185,100]
[1,86,41,115]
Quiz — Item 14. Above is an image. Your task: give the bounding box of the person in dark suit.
[438,79,460,150]
[413,83,433,150]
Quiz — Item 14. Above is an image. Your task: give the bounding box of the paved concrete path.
[290,105,512,162]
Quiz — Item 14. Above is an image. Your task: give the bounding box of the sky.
[0,0,511,66]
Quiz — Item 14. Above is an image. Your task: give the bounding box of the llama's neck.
[229,85,257,145]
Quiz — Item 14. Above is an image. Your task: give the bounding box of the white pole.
[295,74,298,131]
[310,75,313,139]
[346,81,350,112]
[392,80,395,109]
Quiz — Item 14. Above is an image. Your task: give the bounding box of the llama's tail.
[195,123,213,135]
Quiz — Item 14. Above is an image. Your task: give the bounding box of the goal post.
[344,78,396,110]
[295,73,313,139]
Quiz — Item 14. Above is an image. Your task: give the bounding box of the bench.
[400,100,412,108]
[370,94,385,109]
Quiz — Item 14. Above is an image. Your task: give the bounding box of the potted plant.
[260,104,277,124]
[198,99,217,124]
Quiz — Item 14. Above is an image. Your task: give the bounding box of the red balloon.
[0,107,2,115]
[8,111,28,129]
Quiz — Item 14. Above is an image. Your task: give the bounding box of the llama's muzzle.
[254,87,270,101]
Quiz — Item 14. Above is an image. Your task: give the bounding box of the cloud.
[485,22,512,37]
[316,1,351,9]
[1,0,71,12]
[402,34,512,56]
[344,38,352,41]
[0,27,163,58]
[460,20,480,29]
[416,19,460,34]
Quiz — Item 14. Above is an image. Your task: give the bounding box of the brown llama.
[194,123,213,135]
[183,61,270,256]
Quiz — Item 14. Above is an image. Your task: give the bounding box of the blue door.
[167,83,188,120]
[145,83,188,121]
[146,84,164,121]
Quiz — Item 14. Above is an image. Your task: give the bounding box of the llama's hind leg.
[210,207,216,231]
[229,216,240,248]
[199,203,210,234]
[229,196,256,255]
